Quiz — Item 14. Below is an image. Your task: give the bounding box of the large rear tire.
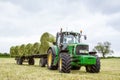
[47,49,57,70]
[58,53,71,73]
[86,56,100,73]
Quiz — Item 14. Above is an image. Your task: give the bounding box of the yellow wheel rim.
[48,52,52,67]
[59,58,62,70]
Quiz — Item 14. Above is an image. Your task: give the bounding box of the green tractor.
[43,29,100,73]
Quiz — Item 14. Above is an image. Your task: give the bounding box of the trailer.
[10,32,55,67]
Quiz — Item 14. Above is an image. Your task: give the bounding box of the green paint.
[53,46,59,65]
[71,55,96,66]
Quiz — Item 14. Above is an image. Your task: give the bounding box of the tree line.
[0,53,10,58]
[10,32,55,57]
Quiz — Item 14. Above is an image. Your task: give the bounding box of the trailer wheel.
[58,53,71,73]
[16,59,19,64]
[18,58,23,65]
[86,56,100,73]
[28,58,34,65]
[40,58,47,67]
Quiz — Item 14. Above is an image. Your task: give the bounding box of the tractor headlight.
[79,50,89,53]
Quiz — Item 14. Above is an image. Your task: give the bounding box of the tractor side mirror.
[84,35,87,40]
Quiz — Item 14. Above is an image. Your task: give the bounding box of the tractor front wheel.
[58,53,71,73]
[86,56,100,73]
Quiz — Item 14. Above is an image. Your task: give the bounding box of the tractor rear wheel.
[28,58,35,65]
[40,58,47,67]
[58,53,71,73]
[47,49,57,70]
[86,56,100,73]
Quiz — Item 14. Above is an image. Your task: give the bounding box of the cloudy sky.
[0,0,120,56]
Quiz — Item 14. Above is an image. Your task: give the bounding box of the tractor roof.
[61,31,80,36]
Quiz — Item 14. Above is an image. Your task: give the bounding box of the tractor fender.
[47,46,58,56]
[47,46,59,66]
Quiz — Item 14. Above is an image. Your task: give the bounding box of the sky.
[0,0,120,56]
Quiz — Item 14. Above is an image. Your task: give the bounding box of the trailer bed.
[30,54,47,58]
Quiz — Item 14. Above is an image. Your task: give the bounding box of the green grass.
[0,58,120,80]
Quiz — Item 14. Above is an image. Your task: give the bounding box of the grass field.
[0,58,120,80]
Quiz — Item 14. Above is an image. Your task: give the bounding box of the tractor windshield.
[63,34,80,44]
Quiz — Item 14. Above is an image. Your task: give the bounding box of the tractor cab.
[60,32,80,44]
[55,29,87,53]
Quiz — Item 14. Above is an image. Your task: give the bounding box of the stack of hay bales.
[10,32,55,57]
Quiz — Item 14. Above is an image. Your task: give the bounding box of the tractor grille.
[76,45,89,55]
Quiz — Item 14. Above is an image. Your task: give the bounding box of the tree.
[93,41,114,58]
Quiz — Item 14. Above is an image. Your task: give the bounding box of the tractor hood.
[67,43,89,48]
[67,43,89,55]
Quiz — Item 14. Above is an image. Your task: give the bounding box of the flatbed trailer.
[15,54,47,66]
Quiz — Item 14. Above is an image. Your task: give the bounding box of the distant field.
[0,58,120,80]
